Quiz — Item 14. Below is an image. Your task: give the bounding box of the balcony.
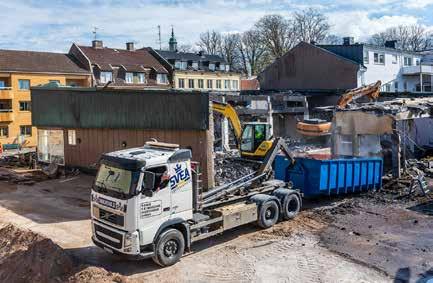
[0,87,13,99]
[402,65,433,75]
[0,110,14,122]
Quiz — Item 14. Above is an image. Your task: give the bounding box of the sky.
[1,0,433,53]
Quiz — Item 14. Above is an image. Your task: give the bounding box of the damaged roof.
[77,45,168,73]
[0,49,90,74]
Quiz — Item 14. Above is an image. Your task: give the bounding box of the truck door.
[168,161,193,216]
[138,166,171,231]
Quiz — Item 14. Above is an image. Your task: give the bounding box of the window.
[207,79,213,89]
[404,57,413,66]
[373,53,385,64]
[157,74,168,84]
[20,126,32,136]
[394,81,399,92]
[100,72,112,83]
[174,61,181,69]
[49,80,60,84]
[180,61,187,70]
[146,166,169,192]
[68,130,76,145]
[415,58,420,66]
[125,72,133,83]
[363,50,369,64]
[404,82,408,91]
[178,78,185,88]
[224,80,231,89]
[137,73,145,84]
[225,65,230,72]
[392,55,398,64]
[192,62,199,70]
[188,79,195,89]
[198,79,204,88]
[216,80,222,89]
[0,81,4,88]
[385,84,391,92]
[18,79,30,90]
[220,64,225,71]
[0,126,8,138]
[232,80,239,90]
[209,63,215,71]
[19,101,31,111]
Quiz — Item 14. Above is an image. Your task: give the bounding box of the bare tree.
[177,44,196,53]
[255,15,295,59]
[238,29,268,76]
[220,33,241,69]
[369,25,432,51]
[321,34,341,45]
[293,8,330,43]
[197,30,222,55]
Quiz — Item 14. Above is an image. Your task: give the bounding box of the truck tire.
[152,228,185,267]
[281,193,301,220]
[257,200,279,229]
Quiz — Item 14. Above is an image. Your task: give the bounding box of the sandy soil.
[0,173,431,282]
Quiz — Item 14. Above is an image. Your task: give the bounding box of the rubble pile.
[0,168,48,186]
[0,151,37,168]
[0,224,127,283]
[214,151,257,186]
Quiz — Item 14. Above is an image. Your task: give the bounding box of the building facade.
[259,39,428,93]
[69,41,170,88]
[151,29,241,92]
[0,49,91,147]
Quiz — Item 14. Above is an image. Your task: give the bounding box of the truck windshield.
[95,164,138,195]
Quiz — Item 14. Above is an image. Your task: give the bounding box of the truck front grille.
[99,208,125,227]
[94,223,123,249]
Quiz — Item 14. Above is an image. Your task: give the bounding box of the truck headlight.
[124,231,138,248]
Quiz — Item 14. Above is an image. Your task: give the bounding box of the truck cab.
[91,142,194,259]
[91,139,302,267]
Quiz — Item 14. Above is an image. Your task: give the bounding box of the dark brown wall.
[63,128,214,189]
[259,42,359,91]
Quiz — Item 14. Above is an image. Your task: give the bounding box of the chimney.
[126,42,135,51]
[385,40,397,49]
[92,40,103,49]
[343,37,354,46]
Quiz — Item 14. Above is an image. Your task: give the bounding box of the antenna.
[92,27,98,41]
[157,25,162,50]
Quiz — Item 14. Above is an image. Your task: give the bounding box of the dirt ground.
[0,172,431,282]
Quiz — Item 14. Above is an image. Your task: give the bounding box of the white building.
[320,38,430,93]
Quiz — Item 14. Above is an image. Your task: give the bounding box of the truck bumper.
[92,236,154,260]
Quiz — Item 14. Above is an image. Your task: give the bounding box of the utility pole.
[157,25,162,50]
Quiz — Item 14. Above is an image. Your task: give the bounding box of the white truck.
[91,139,301,266]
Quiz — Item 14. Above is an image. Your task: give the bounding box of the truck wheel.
[281,193,301,220]
[152,228,185,267]
[258,200,279,229]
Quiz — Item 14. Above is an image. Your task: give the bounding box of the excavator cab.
[240,122,273,159]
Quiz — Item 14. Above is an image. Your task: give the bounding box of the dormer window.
[137,73,145,84]
[209,63,215,71]
[225,65,230,72]
[175,61,182,69]
[220,64,225,71]
[157,74,168,84]
[180,61,187,70]
[192,62,199,70]
[100,71,112,83]
[125,72,133,83]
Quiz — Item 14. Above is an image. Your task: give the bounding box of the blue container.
[274,156,383,197]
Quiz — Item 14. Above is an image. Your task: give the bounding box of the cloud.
[0,0,431,52]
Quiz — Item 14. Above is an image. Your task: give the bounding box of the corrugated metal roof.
[31,88,209,130]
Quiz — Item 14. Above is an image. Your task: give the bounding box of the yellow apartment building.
[0,50,91,148]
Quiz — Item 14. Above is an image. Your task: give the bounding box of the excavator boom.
[211,101,242,142]
[337,81,381,109]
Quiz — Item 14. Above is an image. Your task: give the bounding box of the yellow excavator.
[212,101,273,159]
[296,81,382,136]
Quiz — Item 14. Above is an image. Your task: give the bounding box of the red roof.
[241,78,260,90]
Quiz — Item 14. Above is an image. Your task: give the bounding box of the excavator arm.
[337,81,382,109]
[211,101,243,142]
